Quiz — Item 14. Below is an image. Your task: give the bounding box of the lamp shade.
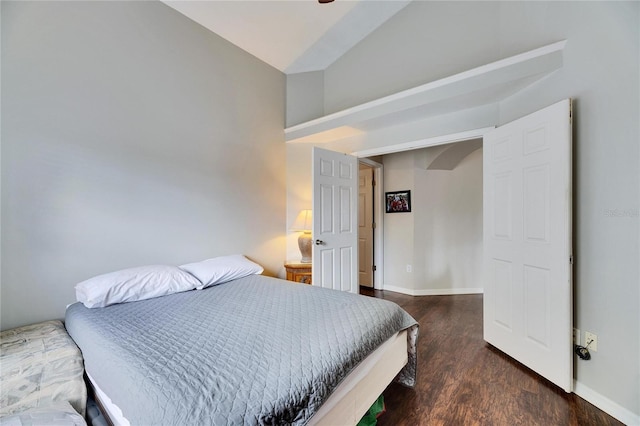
[291,209,312,232]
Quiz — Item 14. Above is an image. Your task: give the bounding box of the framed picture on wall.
[385,190,411,213]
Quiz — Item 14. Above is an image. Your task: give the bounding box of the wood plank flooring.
[359,289,623,426]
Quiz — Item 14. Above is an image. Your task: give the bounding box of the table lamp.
[291,209,312,263]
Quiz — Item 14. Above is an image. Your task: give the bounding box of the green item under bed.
[357,395,385,426]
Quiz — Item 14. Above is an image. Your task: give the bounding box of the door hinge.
[570,255,574,265]
[372,265,377,272]
[372,222,376,229]
[372,179,376,187]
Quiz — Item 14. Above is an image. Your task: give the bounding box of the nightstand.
[284,262,312,285]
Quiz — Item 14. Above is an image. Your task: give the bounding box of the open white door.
[483,99,573,392]
[358,163,374,288]
[312,147,358,293]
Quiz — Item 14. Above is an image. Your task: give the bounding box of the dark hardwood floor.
[359,288,623,426]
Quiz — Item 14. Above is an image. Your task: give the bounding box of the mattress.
[65,275,418,425]
[0,320,87,419]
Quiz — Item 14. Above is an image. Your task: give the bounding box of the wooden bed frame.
[87,329,408,426]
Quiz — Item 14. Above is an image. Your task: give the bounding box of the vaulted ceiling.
[162,0,411,74]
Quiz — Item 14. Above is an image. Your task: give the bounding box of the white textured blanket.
[0,320,86,419]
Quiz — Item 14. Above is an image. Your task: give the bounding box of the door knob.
[315,239,325,245]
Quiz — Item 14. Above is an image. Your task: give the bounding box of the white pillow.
[75,265,200,308]
[179,254,264,289]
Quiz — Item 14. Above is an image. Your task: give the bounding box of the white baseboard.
[574,380,640,425]
[414,287,483,296]
[381,285,483,296]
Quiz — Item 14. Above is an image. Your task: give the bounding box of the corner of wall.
[285,71,324,127]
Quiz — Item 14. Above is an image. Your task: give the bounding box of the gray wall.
[381,146,483,295]
[286,71,324,127]
[319,1,639,419]
[324,1,502,115]
[416,147,483,294]
[380,150,416,291]
[1,1,286,330]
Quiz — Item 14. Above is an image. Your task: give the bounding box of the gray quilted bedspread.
[65,275,417,426]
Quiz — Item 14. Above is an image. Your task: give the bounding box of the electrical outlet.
[584,331,598,352]
[573,328,580,345]
[406,264,412,273]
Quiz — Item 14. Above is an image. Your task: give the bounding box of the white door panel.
[483,99,572,392]
[312,147,358,293]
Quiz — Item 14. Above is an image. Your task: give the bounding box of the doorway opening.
[358,139,483,295]
[358,162,374,288]
[358,157,384,290]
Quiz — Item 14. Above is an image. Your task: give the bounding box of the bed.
[0,320,87,425]
[65,262,418,426]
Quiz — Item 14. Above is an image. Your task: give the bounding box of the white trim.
[285,41,566,143]
[573,381,640,426]
[352,127,494,158]
[382,285,483,296]
[358,157,382,168]
[372,164,384,290]
[413,287,484,296]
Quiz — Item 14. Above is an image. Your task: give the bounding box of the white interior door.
[312,147,358,293]
[483,99,573,392]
